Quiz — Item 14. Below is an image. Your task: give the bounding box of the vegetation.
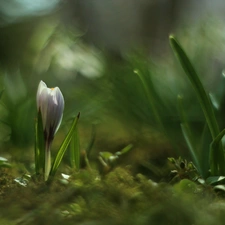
[1,13,225,225]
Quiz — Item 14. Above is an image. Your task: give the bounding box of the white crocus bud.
[36,80,64,180]
[37,81,64,142]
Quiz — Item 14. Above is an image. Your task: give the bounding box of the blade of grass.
[210,128,225,174]
[180,123,202,176]
[177,95,202,175]
[198,124,210,178]
[169,35,225,175]
[49,112,80,179]
[70,125,80,170]
[134,68,179,153]
[116,144,133,156]
[134,69,164,132]
[86,124,96,157]
[34,111,45,175]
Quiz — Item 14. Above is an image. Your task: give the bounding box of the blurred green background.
[1,0,225,171]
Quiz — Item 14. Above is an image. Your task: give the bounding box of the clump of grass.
[170,35,225,184]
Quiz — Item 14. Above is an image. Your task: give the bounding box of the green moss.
[0,165,225,225]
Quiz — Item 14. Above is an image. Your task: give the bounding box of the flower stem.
[45,142,51,181]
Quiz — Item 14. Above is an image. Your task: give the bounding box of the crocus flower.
[36,80,64,180]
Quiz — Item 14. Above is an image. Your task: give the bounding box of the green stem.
[45,143,51,181]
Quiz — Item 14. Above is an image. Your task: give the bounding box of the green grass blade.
[177,95,188,124]
[116,144,133,156]
[49,112,80,178]
[177,95,202,175]
[169,35,225,175]
[134,69,164,132]
[86,124,96,157]
[210,128,225,174]
[34,111,45,175]
[198,124,210,178]
[70,125,80,170]
[134,68,179,153]
[169,36,219,139]
[70,132,75,169]
[210,128,225,149]
[180,123,202,175]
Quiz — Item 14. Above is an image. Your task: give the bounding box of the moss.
[0,164,225,225]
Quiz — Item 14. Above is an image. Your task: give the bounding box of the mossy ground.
[0,122,223,225]
[0,161,225,225]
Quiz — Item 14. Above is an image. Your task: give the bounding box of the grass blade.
[169,35,225,175]
[169,36,219,139]
[177,95,201,175]
[34,111,45,175]
[116,144,133,155]
[134,69,179,152]
[134,69,164,132]
[210,128,225,174]
[181,123,201,175]
[86,124,96,157]
[198,124,210,178]
[70,125,80,170]
[49,112,80,178]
